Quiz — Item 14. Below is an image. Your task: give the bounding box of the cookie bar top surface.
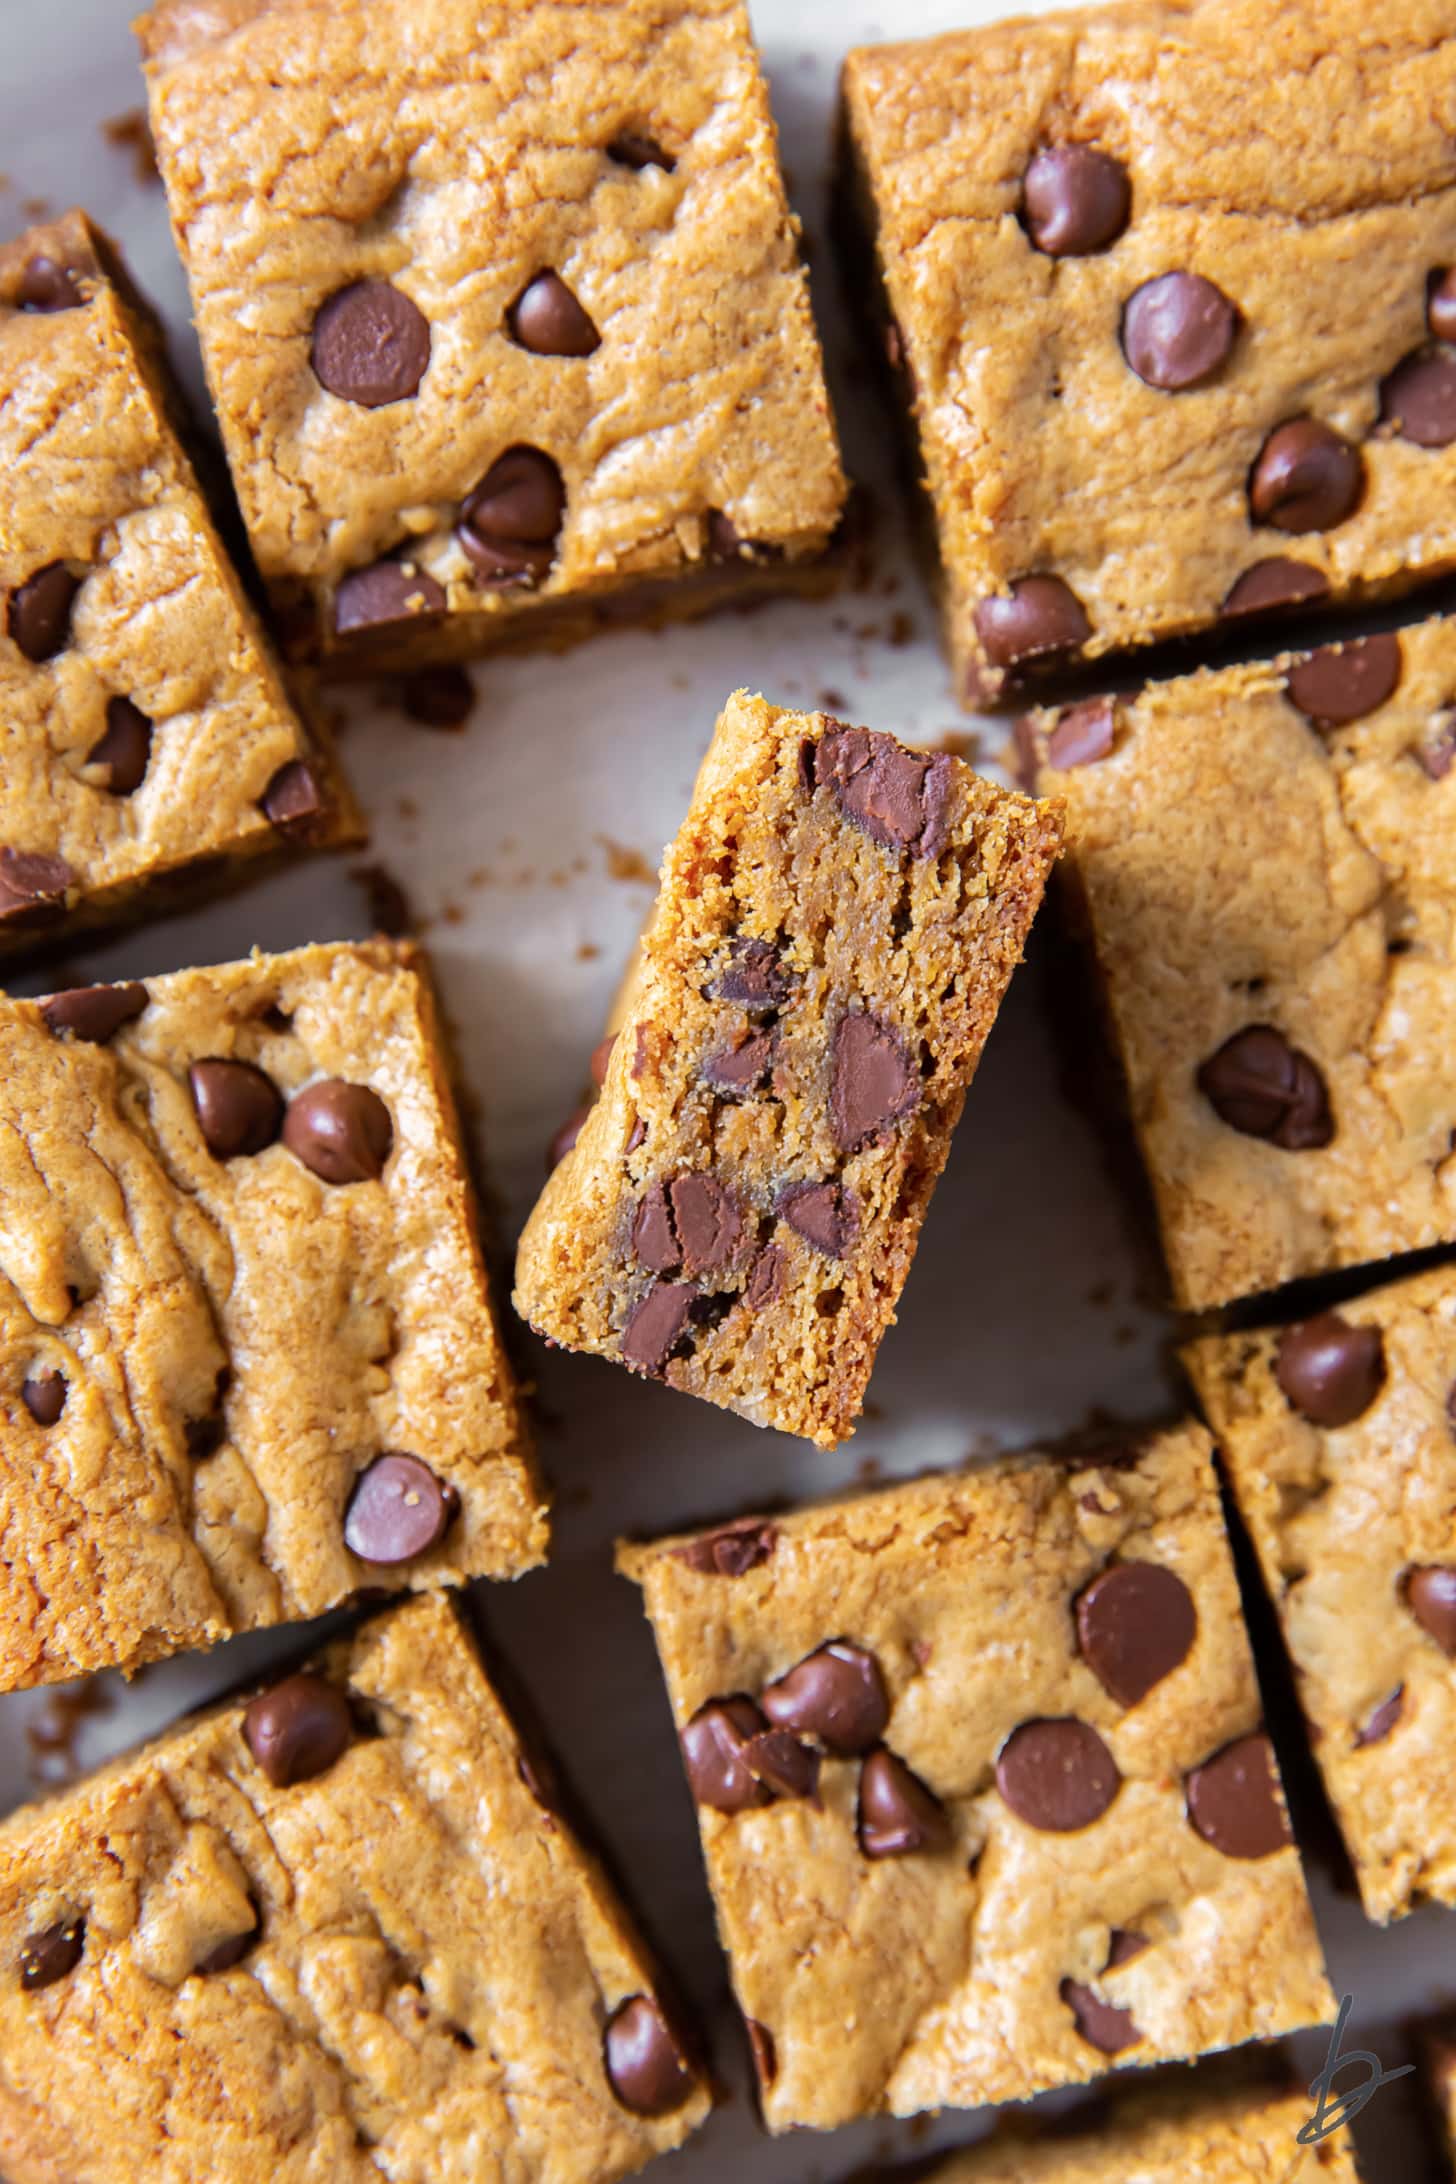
[514,692,1062,1448]
[620,1425,1333,2131]
[1187,1264,1456,1923]
[0,940,545,1695]
[841,0,1456,697]
[0,212,351,932]
[137,0,845,655]
[0,1595,709,2183]
[1024,618,1456,1309]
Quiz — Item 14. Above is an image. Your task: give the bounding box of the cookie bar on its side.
[1188,1265,1456,1923]
[137,0,846,670]
[514,693,1062,1448]
[0,211,357,948]
[840,0,1456,706]
[619,1425,1334,2132]
[0,1594,710,2182]
[1022,619,1456,1310]
[0,940,546,1696]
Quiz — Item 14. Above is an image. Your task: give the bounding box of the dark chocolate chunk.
[1121,272,1237,391]
[621,1280,696,1372]
[548,1106,591,1169]
[680,1696,772,1812]
[40,981,147,1044]
[1105,1927,1148,1966]
[857,1748,952,1858]
[1021,146,1130,256]
[603,1995,695,2116]
[975,575,1090,669]
[1060,1977,1141,2054]
[777,1180,860,1259]
[311,280,431,407]
[743,1728,820,1801]
[1220,557,1330,620]
[458,447,564,585]
[702,1026,774,1096]
[21,1370,66,1426]
[344,1453,455,1564]
[508,270,601,357]
[1046,696,1116,770]
[830,1010,920,1153]
[87,697,152,795]
[1249,419,1363,532]
[401,665,474,729]
[1379,348,1456,447]
[261,759,330,841]
[761,1641,889,1754]
[1286,633,1402,727]
[1274,1312,1385,1427]
[631,1175,746,1279]
[1355,1687,1403,1747]
[18,255,85,312]
[8,562,82,661]
[708,937,790,1012]
[243,1673,353,1787]
[812,723,953,858]
[607,132,676,172]
[334,558,447,634]
[1429,267,1456,342]
[0,849,73,927]
[188,1059,284,1159]
[283,1080,393,1184]
[1185,1732,1291,1858]
[745,1245,786,1310]
[20,1917,85,1992]
[1405,1566,1456,1656]
[1075,1562,1197,1707]
[995,1718,1120,1831]
[673,1517,778,1576]
[590,1033,617,1088]
[1196,1025,1332,1149]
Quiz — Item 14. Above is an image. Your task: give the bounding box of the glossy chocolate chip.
[702,1026,775,1096]
[830,1012,919,1154]
[607,131,676,172]
[1220,557,1330,620]
[761,1641,889,1754]
[1022,146,1130,256]
[1406,1566,1456,1656]
[243,1673,353,1787]
[1417,714,1456,780]
[1355,1687,1404,1747]
[189,1059,284,1159]
[548,1106,591,1168]
[673,1518,778,1576]
[811,724,953,858]
[1274,1312,1385,1427]
[603,1995,695,2116]
[1380,349,1456,448]
[1121,272,1237,391]
[1046,696,1116,770]
[261,759,330,840]
[283,1080,393,1184]
[708,937,790,1012]
[508,270,600,357]
[743,1728,821,1801]
[8,562,82,661]
[334,558,446,634]
[1286,633,1402,727]
[0,848,72,925]
[20,1917,85,1991]
[344,1453,455,1564]
[21,1370,66,1426]
[458,447,565,585]
[975,576,1090,670]
[1060,1978,1141,2054]
[745,1244,786,1309]
[1429,268,1456,343]
[1249,420,1363,532]
[87,697,152,794]
[778,1180,860,1259]
[858,1748,952,1858]
[996,1718,1121,1831]
[18,255,84,312]
[41,981,147,1043]
[1186,1732,1291,1858]
[621,1281,696,1373]
[1196,1025,1332,1149]
[196,1910,260,1975]
[1075,1562,1197,1707]
[311,279,430,406]
[681,1697,772,1812]
[633,1175,746,1279]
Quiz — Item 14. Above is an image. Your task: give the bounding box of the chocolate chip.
[548,1106,591,1169]
[1286,633,1402,727]
[673,1518,778,1576]
[1105,1927,1148,1966]
[243,1673,353,1787]
[1060,1978,1141,2053]
[401,665,474,729]
[1196,1025,1332,1149]
[311,280,431,407]
[1075,1562,1197,1707]
[1220,558,1331,620]
[745,1244,786,1309]
[1121,272,1237,391]
[708,938,790,1012]
[195,1911,260,1975]
[1355,1687,1403,1747]
[8,562,81,661]
[1046,696,1116,770]
[1249,420,1363,532]
[778,1180,860,1259]
[761,1641,889,1754]
[607,132,676,173]
[1274,1312,1385,1427]
[975,576,1090,670]
[87,697,152,794]
[603,1995,695,2116]
[746,2018,776,2087]
[995,1718,1121,1831]
[632,1176,746,1279]
[283,1080,393,1184]
[1417,714,1456,780]
[704,510,781,563]
[681,1697,772,1812]
[508,270,601,357]
[0,848,73,926]
[1429,268,1456,342]
[857,1748,952,1857]
[20,1917,84,1992]
[590,1033,617,1088]
[830,1012,919,1153]
[189,1059,284,1159]
[334,558,447,634]
[743,1728,820,1801]
[1021,146,1130,256]
[1405,1566,1456,1655]
[621,1281,696,1373]
[21,1370,66,1426]
[344,1453,455,1564]
[40,981,147,1044]
[1186,1732,1290,1858]
[458,447,565,585]
[18,256,85,312]
[702,1026,775,1096]
[186,1405,227,1459]
[261,759,330,841]
[1380,348,1456,448]
[812,724,953,858]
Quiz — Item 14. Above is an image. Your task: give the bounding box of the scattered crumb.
[350,861,414,937]
[26,1677,115,1790]
[102,109,160,186]
[577,941,601,961]
[817,687,848,713]
[598,837,656,885]
[937,729,982,763]
[887,611,916,647]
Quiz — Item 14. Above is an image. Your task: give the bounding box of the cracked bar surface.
[1188,1264,1456,1923]
[0,1593,708,2182]
[619,1425,1333,2131]
[840,0,1456,705]
[514,691,1062,1448]
[1022,618,1456,1309]
[0,211,357,947]
[0,940,545,1696]
[136,0,846,671]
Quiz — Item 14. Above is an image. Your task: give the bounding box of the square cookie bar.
[514,693,1062,1448]
[840,0,1456,705]
[620,1425,1334,2131]
[1187,1265,1456,1923]
[0,212,356,947]
[137,0,846,669]
[0,1594,709,2181]
[0,940,545,1696]
[1021,618,1456,1310]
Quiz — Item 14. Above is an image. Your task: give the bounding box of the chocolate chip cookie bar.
[0,1593,709,2180]
[1187,1265,1456,1923]
[619,1425,1334,2131]
[514,693,1062,1448]
[136,0,846,670]
[840,0,1456,705]
[0,211,356,946]
[1021,618,1456,1309]
[0,940,545,1696]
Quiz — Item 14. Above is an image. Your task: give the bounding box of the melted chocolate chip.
[621,1280,696,1373]
[261,759,330,841]
[858,1748,952,1858]
[1186,1733,1291,1858]
[458,447,565,585]
[1075,1562,1197,1707]
[188,1059,284,1159]
[1249,420,1363,532]
[344,1453,455,1564]
[1274,1312,1385,1427]
[1286,633,1402,727]
[1220,558,1330,620]
[673,1518,778,1575]
[1355,1687,1403,1747]
[8,562,82,661]
[334,558,447,634]
[1060,1978,1141,2053]
[743,1728,820,1801]
[87,697,152,794]
[680,1697,772,1812]
[1021,146,1130,256]
[0,849,73,926]
[745,1244,786,1309]
[311,280,431,406]
[778,1180,860,1259]
[18,255,85,312]
[1380,348,1456,448]
[702,1026,775,1096]
[1196,1025,1332,1149]
[1121,272,1237,391]
[20,1917,85,1992]
[830,1011,920,1153]
[508,270,600,357]
[603,1995,695,2116]
[21,1370,66,1426]
[995,1718,1121,1831]
[811,724,953,858]
[243,1673,353,1787]
[761,1641,889,1754]
[1046,697,1116,770]
[283,1080,393,1184]
[708,937,790,1012]
[1405,1566,1456,1656]
[40,981,147,1044]
[975,576,1090,670]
